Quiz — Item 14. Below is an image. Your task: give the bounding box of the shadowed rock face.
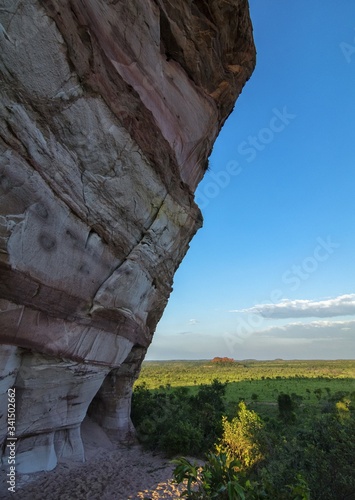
[0,0,255,473]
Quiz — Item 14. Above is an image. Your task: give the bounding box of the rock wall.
[0,0,255,474]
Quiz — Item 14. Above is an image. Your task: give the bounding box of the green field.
[133,360,355,498]
[136,359,355,415]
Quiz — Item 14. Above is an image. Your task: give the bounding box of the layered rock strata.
[0,0,255,474]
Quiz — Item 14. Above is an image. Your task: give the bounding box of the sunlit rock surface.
[0,0,255,474]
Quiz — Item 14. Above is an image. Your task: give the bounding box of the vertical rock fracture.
[0,0,255,473]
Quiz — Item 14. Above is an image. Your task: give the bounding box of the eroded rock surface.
[0,0,255,476]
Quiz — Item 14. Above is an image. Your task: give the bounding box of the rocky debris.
[0,0,255,478]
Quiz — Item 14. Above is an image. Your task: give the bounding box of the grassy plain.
[135,359,355,416]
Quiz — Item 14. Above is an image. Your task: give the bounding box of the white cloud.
[188,318,199,325]
[255,319,355,339]
[230,319,355,358]
[231,294,355,319]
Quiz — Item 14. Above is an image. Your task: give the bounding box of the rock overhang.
[0,0,255,477]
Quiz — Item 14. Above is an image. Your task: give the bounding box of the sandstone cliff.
[0,0,255,474]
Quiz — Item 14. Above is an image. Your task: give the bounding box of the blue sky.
[147,1,355,360]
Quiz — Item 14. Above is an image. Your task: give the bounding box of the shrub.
[277,393,296,422]
[172,453,310,499]
[215,402,264,471]
[172,453,247,500]
[131,379,227,456]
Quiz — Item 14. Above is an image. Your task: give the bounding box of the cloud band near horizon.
[231,294,355,319]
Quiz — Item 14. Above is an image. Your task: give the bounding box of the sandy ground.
[0,419,197,499]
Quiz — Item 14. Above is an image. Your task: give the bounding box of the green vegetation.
[131,379,227,456]
[132,360,355,499]
[135,359,355,416]
[215,401,264,471]
[172,452,249,499]
[136,359,355,391]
